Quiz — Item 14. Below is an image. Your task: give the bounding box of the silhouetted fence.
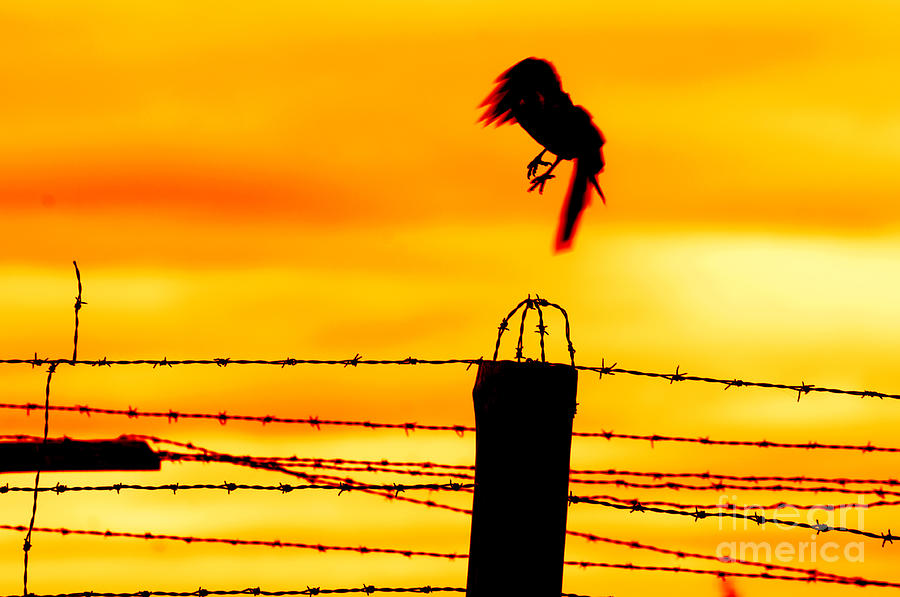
[3,263,900,597]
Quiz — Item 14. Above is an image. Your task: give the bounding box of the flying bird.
[480,57,606,251]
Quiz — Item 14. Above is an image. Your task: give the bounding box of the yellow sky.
[3,1,900,596]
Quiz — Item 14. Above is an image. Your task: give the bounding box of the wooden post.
[0,439,160,473]
[466,359,577,596]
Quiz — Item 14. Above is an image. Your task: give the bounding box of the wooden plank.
[0,439,161,473]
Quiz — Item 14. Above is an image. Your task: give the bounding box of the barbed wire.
[0,357,480,368]
[562,560,899,588]
[9,475,894,514]
[564,493,896,511]
[248,457,472,473]
[573,479,900,497]
[573,430,900,453]
[4,588,468,597]
[2,524,897,590]
[72,261,85,364]
[182,459,474,481]
[228,457,900,489]
[2,349,900,403]
[0,481,474,495]
[567,496,898,545]
[156,450,474,516]
[92,448,900,493]
[6,404,900,456]
[492,295,576,366]
[21,262,85,597]
[215,458,472,479]
[1,434,475,515]
[161,454,900,498]
[565,530,894,585]
[23,364,56,597]
[230,457,900,494]
[5,447,893,590]
[155,440,900,546]
[13,433,893,547]
[40,434,900,511]
[570,467,900,487]
[0,404,476,436]
[12,268,900,595]
[13,434,898,513]
[0,588,597,597]
[0,525,468,560]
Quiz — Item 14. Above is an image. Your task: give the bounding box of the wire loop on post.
[491,295,576,366]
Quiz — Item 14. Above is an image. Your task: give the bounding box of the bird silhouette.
[480,58,606,251]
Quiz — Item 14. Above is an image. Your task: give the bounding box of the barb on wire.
[0,525,467,560]
[567,496,899,545]
[0,481,474,495]
[533,297,547,363]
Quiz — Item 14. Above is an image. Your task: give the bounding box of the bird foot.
[528,172,555,194]
[526,156,552,179]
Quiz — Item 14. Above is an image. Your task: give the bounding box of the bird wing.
[479,58,564,129]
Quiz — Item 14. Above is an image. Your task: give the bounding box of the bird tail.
[555,158,595,252]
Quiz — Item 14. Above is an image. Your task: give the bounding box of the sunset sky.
[3,1,900,596]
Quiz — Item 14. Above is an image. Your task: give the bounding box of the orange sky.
[3,1,900,596]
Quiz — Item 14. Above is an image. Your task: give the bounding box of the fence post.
[466,359,577,596]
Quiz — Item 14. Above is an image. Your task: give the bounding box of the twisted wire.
[567,496,898,545]
[3,356,900,402]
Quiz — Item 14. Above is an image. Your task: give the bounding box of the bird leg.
[528,155,563,194]
[526,149,551,179]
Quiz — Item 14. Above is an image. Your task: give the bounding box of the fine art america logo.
[714,495,866,563]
